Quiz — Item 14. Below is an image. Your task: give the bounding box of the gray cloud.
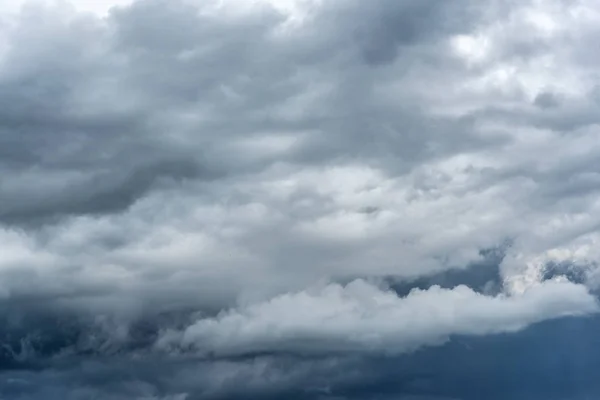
[0,0,598,316]
[0,0,494,226]
[2,0,600,398]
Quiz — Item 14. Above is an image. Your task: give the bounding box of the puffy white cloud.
[156,278,598,356]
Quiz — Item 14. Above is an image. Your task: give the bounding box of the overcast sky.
[2,0,600,399]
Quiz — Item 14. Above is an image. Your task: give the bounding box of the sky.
[1,0,600,399]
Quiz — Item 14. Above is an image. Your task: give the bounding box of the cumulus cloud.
[2,0,600,398]
[156,278,598,357]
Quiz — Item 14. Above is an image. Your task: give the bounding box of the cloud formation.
[157,278,597,356]
[2,0,600,398]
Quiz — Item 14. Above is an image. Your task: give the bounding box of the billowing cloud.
[156,278,598,356]
[2,0,600,398]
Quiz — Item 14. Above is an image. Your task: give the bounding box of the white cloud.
[156,278,598,356]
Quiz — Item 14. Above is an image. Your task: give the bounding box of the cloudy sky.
[1,0,600,398]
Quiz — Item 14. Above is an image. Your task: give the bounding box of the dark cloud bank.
[2,0,600,399]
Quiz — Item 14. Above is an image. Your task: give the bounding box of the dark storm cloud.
[2,0,600,399]
[2,315,600,400]
[0,0,594,307]
[0,3,217,224]
[0,0,492,225]
[0,158,209,225]
[316,0,482,65]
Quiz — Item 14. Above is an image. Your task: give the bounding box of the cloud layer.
[2,0,600,398]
